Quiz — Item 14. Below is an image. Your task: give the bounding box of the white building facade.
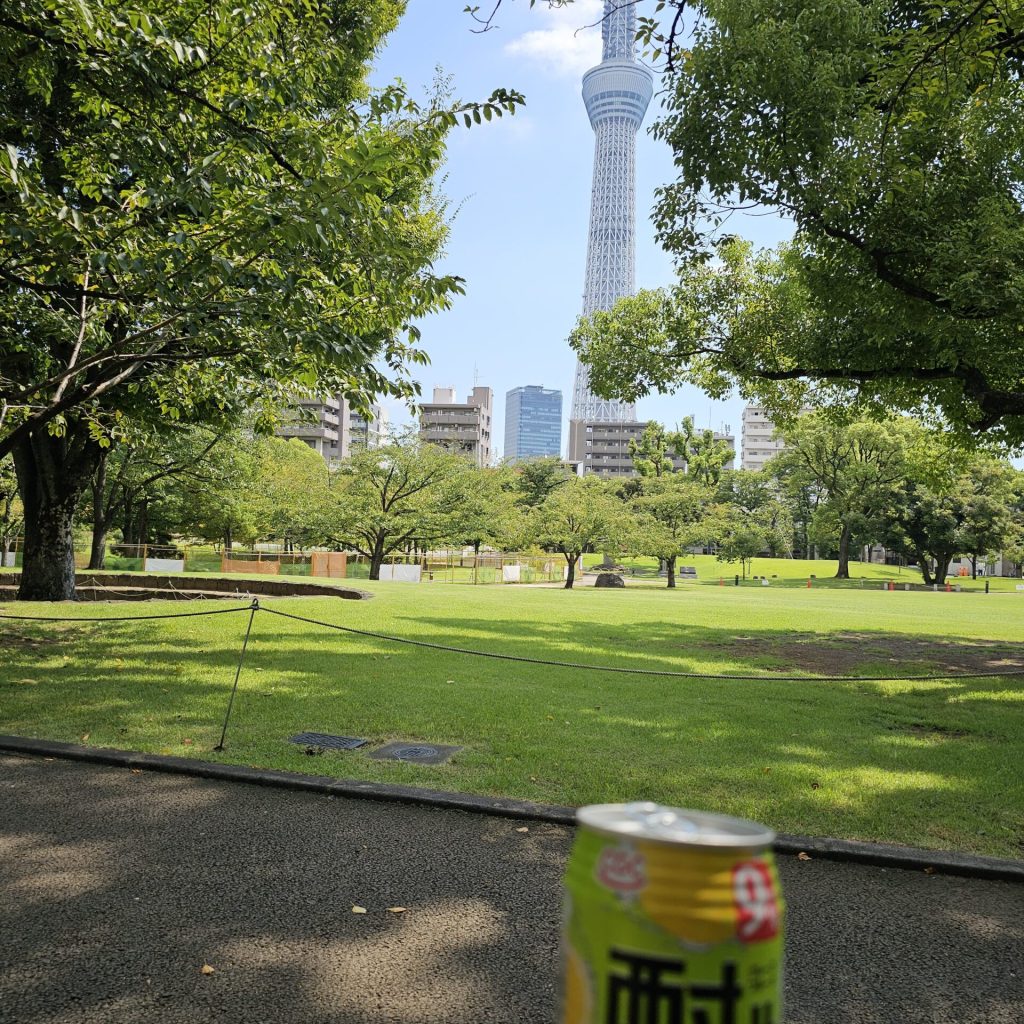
[741,405,788,471]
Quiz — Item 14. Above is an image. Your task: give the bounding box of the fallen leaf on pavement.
[130,769,142,775]
[516,827,529,833]
[387,907,406,914]
[797,852,812,861]
[351,906,367,914]
[923,866,936,875]
[200,964,215,975]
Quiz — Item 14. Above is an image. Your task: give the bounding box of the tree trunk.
[12,425,102,601]
[917,549,935,585]
[934,551,954,584]
[224,525,233,553]
[835,524,852,579]
[87,453,109,570]
[137,498,148,546]
[666,555,677,589]
[564,552,576,589]
[369,537,385,581]
[971,554,978,580]
[88,524,108,571]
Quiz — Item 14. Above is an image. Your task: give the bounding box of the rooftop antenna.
[473,363,480,388]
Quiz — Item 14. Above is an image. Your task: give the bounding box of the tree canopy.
[0,0,521,598]
[572,1,1024,447]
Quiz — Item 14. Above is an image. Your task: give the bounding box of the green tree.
[957,458,1018,579]
[324,437,470,581]
[712,509,772,582]
[171,434,266,552]
[0,1,521,599]
[248,438,334,552]
[532,475,632,589]
[84,423,223,568]
[573,2,1024,446]
[769,415,910,578]
[632,476,716,588]
[713,471,793,572]
[510,456,572,508]
[882,485,969,586]
[0,457,23,565]
[628,421,675,478]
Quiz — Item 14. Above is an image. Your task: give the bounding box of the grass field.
[583,553,1022,591]
[1,581,1022,858]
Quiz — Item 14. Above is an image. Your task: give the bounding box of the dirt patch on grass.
[0,624,91,653]
[697,632,1024,677]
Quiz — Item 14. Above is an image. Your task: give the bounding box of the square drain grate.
[367,742,462,765]
[289,732,367,751]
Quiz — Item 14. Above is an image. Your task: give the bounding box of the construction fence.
[0,541,572,585]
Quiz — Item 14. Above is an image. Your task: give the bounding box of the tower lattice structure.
[568,1,653,442]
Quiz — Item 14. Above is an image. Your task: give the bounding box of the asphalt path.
[1,754,1021,1023]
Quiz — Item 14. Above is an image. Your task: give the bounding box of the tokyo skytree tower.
[568,1,653,428]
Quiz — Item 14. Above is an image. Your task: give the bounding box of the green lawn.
[584,553,1022,591]
[1,582,1022,858]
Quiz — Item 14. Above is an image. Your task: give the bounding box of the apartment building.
[741,405,788,471]
[277,395,387,463]
[419,386,493,468]
[568,420,735,478]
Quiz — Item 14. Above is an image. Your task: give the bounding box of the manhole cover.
[288,733,367,751]
[367,742,462,765]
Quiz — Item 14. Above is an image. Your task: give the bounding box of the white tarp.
[1,552,15,568]
[502,565,521,583]
[144,557,185,573]
[379,564,422,583]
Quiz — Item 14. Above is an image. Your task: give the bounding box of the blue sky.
[372,1,793,456]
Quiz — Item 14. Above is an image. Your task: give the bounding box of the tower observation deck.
[568,1,653,450]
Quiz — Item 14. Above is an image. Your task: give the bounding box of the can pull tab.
[622,803,701,839]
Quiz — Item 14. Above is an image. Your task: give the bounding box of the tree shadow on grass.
[0,612,1021,857]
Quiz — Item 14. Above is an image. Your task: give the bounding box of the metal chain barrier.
[2,597,1022,682]
[0,604,255,623]
[257,604,1024,683]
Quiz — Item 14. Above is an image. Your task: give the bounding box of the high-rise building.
[741,405,787,471]
[566,2,653,461]
[276,396,387,463]
[419,386,493,468]
[570,420,735,478]
[504,386,562,463]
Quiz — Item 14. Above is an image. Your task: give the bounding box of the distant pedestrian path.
[1,755,1020,1024]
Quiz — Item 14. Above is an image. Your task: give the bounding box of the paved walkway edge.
[2,734,1021,883]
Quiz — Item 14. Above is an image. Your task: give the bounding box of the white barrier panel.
[1,552,14,568]
[761,578,770,587]
[1016,585,1024,592]
[379,564,422,583]
[502,565,521,583]
[144,557,185,573]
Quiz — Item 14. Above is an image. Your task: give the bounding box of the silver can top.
[577,802,775,849]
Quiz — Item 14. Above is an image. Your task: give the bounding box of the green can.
[562,802,784,1023]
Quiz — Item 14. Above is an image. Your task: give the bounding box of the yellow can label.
[563,830,784,1023]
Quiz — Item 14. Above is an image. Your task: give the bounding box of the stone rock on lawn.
[594,573,626,588]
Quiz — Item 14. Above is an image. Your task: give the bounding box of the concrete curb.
[2,734,1021,883]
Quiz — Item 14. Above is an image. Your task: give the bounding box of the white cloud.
[504,0,604,78]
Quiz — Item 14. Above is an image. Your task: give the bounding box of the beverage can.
[562,802,784,1023]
